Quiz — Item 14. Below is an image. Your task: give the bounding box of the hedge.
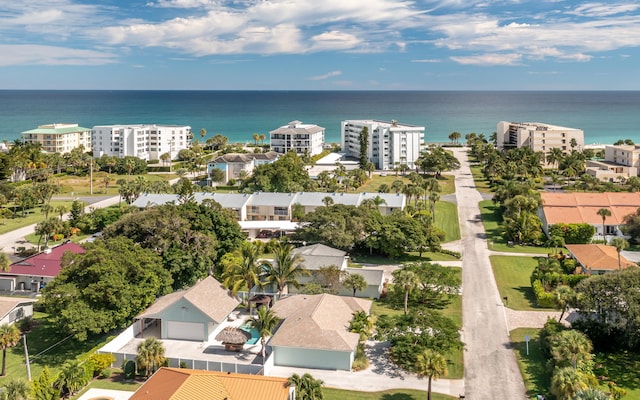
[532,279,556,308]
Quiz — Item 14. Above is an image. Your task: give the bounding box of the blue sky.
[1,0,640,90]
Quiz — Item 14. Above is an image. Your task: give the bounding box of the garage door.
[0,279,14,291]
[166,321,205,341]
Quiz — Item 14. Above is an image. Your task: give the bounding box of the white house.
[341,120,425,170]
[207,152,280,183]
[92,124,192,161]
[270,121,325,156]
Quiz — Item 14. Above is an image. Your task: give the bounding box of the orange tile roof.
[129,368,291,400]
[540,192,640,225]
[566,244,636,272]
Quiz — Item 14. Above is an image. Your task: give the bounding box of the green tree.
[1,379,30,400]
[0,253,10,273]
[35,217,63,249]
[222,241,266,312]
[573,388,613,400]
[241,152,313,192]
[288,373,324,400]
[414,349,448,400]
[550,367,592,400]
[596,208,611,242]
[251,307,280,363]
[209,167,225,186]
[447,131,461,144]
[32,366,58,400]
[54,360,90,397]
[265,242,309,296]
[554,285,574,322]
[0,324,21,376]
[136,337,166,379]
[358,127,369,168]
[550,329,593,369]
[349,311,375,342]
[42,237,172,340]
[610,237,629,270]
[343,273,367,297]
[392,269,419,315]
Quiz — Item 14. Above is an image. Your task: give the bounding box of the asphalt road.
[452,147,528,399]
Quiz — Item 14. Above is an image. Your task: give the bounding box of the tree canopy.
[241,152,314,192]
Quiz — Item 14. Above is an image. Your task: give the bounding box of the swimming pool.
[240,325,260,345]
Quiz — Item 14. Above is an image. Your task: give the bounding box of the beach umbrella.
[215,327,251,348]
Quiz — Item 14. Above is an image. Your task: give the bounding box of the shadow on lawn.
[513,285,539,308]
[381,394,418,400]
[595,351,640,390]
[511,336,551,398]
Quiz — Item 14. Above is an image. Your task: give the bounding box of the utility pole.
[89,156,93,195]
[23,334,31,381]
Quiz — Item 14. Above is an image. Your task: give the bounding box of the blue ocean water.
[0,90,638,145]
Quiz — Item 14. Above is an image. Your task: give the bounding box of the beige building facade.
[21,123,92,154]
[496,121,584,154]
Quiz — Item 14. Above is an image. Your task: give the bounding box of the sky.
[1,0,640,90]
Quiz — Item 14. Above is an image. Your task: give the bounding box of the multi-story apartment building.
[587,144,640,181]
[21,123,92,154]
[92,124,192,161]
[341,120,425,170]
[496,121,584,154]
[270,121,325,156]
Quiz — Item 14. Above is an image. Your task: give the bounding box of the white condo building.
[270,121,325,156]
[341,120,425,170]
[92,124,192,161]
[496,121,584,154]
[22,123,92,154]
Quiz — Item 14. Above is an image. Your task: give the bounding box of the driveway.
[451,147,528,399]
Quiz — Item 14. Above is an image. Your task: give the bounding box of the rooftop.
[540,192,640,225]
[566,244,636,272]
[22,123,91,134]
[6,242,85,278]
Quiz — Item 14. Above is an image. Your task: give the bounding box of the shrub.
[100,369,112,379]
[351,343,369,371]
[438,249,462,259]
[549,223,595,244]
[532,279,556,308]
[539,317,566,359]
[179,361,187,369]
[123,360,136,380]
[88,353,115,376]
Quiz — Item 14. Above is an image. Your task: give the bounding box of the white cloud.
[307,70,342,80]
[0,44,118,66]
[450,53,522,65]
[411,59,442,63]
[569,2,640,17]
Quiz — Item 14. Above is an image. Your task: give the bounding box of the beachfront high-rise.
[269,120,325,156]
[341,120,425,170]
[21,123,92,154]
[496,121,584,154]
[92,124,192,161]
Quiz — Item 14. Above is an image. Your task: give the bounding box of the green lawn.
[0,312,113,383]
[469,164,493,193]
[0,200,77,235]
[357,175,411,194]
[324,388,457,400]
[352,251,460,265]
[594,351,640,399]
[436,175,456,196]
[510,328,551,399]
[54,171,178,197]
[479,200,555,255]
[435,201,460,243]
[490,255,551,311]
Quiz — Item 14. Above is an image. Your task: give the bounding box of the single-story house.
[129,367,293,400]
[135,276,239,342]
[338,268,386,299]
[0,296,35,325]
[207,152,280,184]
[0,242,85,292]
[566,244,637,275]
[539,192,640,240]
[292,243,348,289]
[269,293,372,371]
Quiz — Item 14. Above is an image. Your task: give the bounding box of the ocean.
[1,90,639,145]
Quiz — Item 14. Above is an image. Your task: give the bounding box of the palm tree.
[1,379,30,400]
[259,133,266,145]
[596,208,611,242]
[392,269,419,315]
[136,337,166,379]
[251,306,280,363]
[343,273,367,297]
[287,373,324,400]
[551,367,592,400]
[551,329,593,369]
[252,133,260,146]
[103,176,111,194]
[546,147,564,170]
[265,242,309,297]
[554,285,574,322]
[0,324,21,376]
[54,359,89,397]
[414,349,448,400]
[199,128,207,139]
[222,241,266,312]
[611,237,629,270]
[0,253,10,273]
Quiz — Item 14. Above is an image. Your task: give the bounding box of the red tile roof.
[6,242,85,278]
[540,192,640,225]
[566,244,636,272]
[129,368,291,400]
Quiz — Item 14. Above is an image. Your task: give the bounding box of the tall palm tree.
[265,242,309,297]
[1,379,30,400]
[199,128,207,138]
[551,330,593,369]
[54,360,89,397]
[343,273,367,297]
[554,285,574,322]
[251,306,280,363]
[596,208,611,242]
[222,241,266,312]
[136,337,166,379]
[551,367,592,400]
[0,324,21,376]
[414,349,448,400]
[611,237,629,270]
[392,269,419,315]
[546,147,564,170]
[252,133,260,146]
